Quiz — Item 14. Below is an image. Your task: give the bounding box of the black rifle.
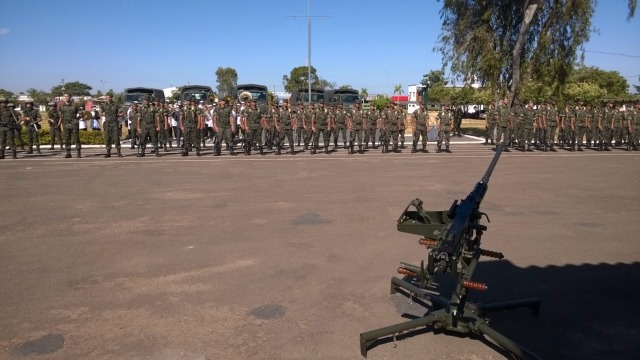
[360,141,541,359]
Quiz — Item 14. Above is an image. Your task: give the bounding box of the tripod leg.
[475,321,543,360]
[360,313,439,358]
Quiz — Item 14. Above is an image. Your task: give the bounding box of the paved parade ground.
[1,143,640,359]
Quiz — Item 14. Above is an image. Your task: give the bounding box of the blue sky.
[0,0,638,95]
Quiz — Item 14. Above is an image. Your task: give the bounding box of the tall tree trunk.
[507,0,541,105]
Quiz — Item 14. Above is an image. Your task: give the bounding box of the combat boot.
[0,149,4,159]
[196,148,202,157]
[324,144,330,154]
[76,149,82,158]
[181,147,188,157]
[164,144,168,152]
[401,141,405,149]
[311,146,316,155]
[445,146,451,153]
[117,148,123,158]
[65,149,71,158]
[259,146,265,155]
[138,146,145,157]
[411,144,416,153]
[422,144,428,153]
[343,142,347,149]
[12,149,17,159]
[436,146,442,153]
[36,145,42,154]
[155,147,161,157]
[359,144,363,153]
[290,145,295,155]
[484,138,488,145]
[276,146,281,155]
[105,149,111,158]
[27,146,33,154]
[49,144,54,150]
[230,145,236,156]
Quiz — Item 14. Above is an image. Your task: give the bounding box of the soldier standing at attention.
[521,100,536,151]
[245,99,265,155]
[545,100,559,151]
[495,97,511,151]
[59,94,81,158]
[21,100,42,154]
[628,102,640,151]
[311,102,330,154]
[412,102,429,153]
[180,98,202,156]
[348,101,364,154]
[295,102,304,146]
[0,98,18,159]
[47,101,63,150]
[265,101,278,151]
[601,101,614,151]
[573,99,588,151]
[137,97,160,157]
[613,104,625,148]
[155,100,170,152]
[334,103,348,150]
[436,103,453,153]
[485,103,496,146]
[453,104,463,137]
[326,104,336,151]
[379,103,393,153]
[396,103,406,149]
[303,103,315,151]
[213,98,235,156]
[364,105,378,149]
[99,93,124,158]
[275,99,295,155]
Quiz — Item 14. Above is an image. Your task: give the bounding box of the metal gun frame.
[360,142,542,359]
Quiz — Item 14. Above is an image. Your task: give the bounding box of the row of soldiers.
[485,98,640,152]
[1,94,461,159]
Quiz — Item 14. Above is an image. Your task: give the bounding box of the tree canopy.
[215,67,238,99]
[282,66,336,92]
[50,81,92,96]
[436,0,636,104]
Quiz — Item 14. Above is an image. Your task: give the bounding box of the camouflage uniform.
[264,104,278,150]
[100,99,123,157]
[573,104,588,151]
[60,101,81,158]
[47,104,63,150]
[436,106,453,153]
[496,101,511,150]
[294,103,304,146]
[312,104,330,154]
[276,102,295,155]
[348,103,364,153]
[485,105,496,145]
[156,103,170,152]
[246,102,264,155]
[545,103,559,151]
[364,107,378,149]
[412,105,429,152]
[383,105,400,153]
[601,104,614,151]
[214,102,234,155]
[333,105,348,149]
[137,100,159,157]
[22,104,42,154]
[397,106,406,148]
[629,105,640,150]
[521,105,536,151]
[0,99,17,159]
[180,103,201,156]
[303,104,315,150]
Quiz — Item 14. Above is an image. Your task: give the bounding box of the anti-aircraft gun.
[360,142,541,359]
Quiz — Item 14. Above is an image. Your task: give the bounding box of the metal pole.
[307,0,311,107]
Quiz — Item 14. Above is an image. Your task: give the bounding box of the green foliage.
[428,85,453,104]
[26,88,51,105]
[282,66,320,92]
[19,128,108,145]
[169,90,181,102]
[569,66,630,97]
[519,81,554,104]
[215,67,238,99]
[338,84,353,90]
[393,84,404,97]
[0,88,15,100]
[370,95,391,110]
[360,88,368,100]
[561,82,607,106]
[50,81,92,96]
[424,70,448,87]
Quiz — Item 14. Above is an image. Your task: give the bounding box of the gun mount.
[360,142,541,359]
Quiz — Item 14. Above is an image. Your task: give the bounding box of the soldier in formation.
[412,102,429,153]
[21,100,42,154]
[436,103,453,153]
[0,98,18,159]
[99,93,124,158]
[47,101,63,150]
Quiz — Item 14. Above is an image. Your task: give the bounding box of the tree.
[370,95,391,110]
[0,89,15,99]
[360,88,369,101]
[317,77,336,90]
[436,0,636,105]
[26,88,50,105]
[215,67,238,99]
[635,77,640,94]
[282,66,320,92]
[424,70,448,87]
[393,84,404,99]
[170,90,181,102]
[338,84,353,90]
[267,91,276,104]
[562,82,607,106]
[50,81,92,96]
[568,66,630,98]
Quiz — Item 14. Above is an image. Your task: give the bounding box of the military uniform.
[295,103,304,146]
[436,106,453,153]
[100,99,124,157]
[511,104,524,149]
[312,104,330,154]
[333,105,348,150]
[629,105,640,150]
[412,106,429,152]
[180,102,202,156]
[156,103,170,152]
[303,105,315,150]
[397,106,406,148]
[0,99,18,159]
[246,102,264,155]
[496,101,511,151]
[521,105,536,151]
[21,103,42,154]
[348,104,364,153]
[601,104,614,151]
[137,100,159,157]
[60,100,81,158]
[265,104,278,150]
[47,104,63,150]
[276,102,295,155]
[545,103,558,151]
[453,106,463,137]
[364,107,378,149]
[214,102,234,155]
[485,105,496,145]
[382,105,400,153]
[573,104,588,151]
